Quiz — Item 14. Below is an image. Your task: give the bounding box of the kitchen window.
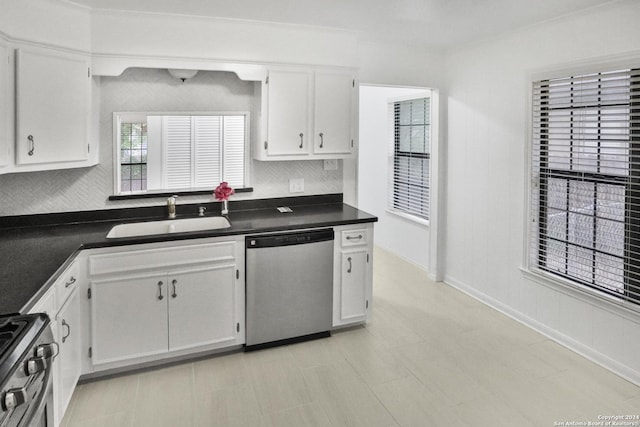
[529,67,640,306]
[390,96,431,221]
[119,120,148,193]
[115,113,248,195]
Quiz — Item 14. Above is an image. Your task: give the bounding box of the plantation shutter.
[194,116,222,188]
[222,116,245,188]
[162,115,246,190]
[530,68,640,305]
[164,116,192,189]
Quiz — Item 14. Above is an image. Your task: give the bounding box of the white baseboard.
[443,274,640,387]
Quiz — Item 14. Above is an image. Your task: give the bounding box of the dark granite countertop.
[0,194,376,314]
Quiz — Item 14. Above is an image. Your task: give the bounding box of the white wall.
[91,9,359,69]
[358,86,431,270]
[444,0,640,384]
[0,0,91,51]
[357,41,444,88]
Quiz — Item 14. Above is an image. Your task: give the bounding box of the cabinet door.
[15,48,90,165]
[0,44,8,168]
[168,265,237,351]
[265,70,311,156]
[91,273,168,365]
[54,288,81,426]
[339,250,368,323]
[313,72,353,155]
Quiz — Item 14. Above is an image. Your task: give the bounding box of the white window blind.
[390,97,431,220]
[530,68,640,306]
[162,115,246,190]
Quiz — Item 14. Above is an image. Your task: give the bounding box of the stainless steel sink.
[106,216,231,239]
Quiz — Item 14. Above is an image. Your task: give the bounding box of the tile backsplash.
[0,68,342,216]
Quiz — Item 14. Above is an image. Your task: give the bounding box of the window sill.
[385,209,429,227]
[520,267,640,323]
[109,187,253,201]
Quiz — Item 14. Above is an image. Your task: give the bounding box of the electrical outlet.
[289,178,304,193]
[323,159,338,171]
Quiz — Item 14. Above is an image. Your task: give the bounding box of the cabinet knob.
[27,135,35,156]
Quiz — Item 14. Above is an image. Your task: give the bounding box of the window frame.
[113,111,251,196]
[117,114,149,194]
[526,64,640,310]
[388,93,432,223]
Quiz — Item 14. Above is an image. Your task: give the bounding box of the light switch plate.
[289,178,304,193]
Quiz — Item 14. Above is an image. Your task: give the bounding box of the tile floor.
[61,247,640,427]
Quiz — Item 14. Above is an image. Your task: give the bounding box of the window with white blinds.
[116,113,247,195]
[390,97,431,220]
[530,68,640,306]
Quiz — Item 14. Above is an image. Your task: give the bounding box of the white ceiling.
[69,0,618,49]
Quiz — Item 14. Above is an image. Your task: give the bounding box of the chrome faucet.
[198,206,207,216]
[167,195,178,219]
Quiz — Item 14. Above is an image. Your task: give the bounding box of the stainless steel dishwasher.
[245,228,334,351]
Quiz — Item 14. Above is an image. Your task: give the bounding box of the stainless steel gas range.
[0,313,57,427]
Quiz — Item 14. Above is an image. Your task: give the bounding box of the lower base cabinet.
[54,288,81,426]
[88,238,244,370]
[333,224,374,327]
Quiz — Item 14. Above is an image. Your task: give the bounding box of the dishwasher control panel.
[246,229,334,248]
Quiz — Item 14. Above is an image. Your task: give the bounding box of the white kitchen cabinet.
[313,72,354,156]
[333,224,374,327]
[27,260,83,427]
[88,238,244,370]
[0,43,8,169]
[54,287,81,427]
[263,69,311,157]
[168,265,237,351]
[91,272,169,365]
[15,46,92,167]
[256,68,356,161]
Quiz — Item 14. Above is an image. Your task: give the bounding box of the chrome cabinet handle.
[346,234,363,241]
[299,133,304,149]
[171,279,177,298]
[65,276,76,288]
[158,281,164,300]
[347,257,352,274]
[319,132,324,148]
[27,135,35,156]
[61,320,70,343]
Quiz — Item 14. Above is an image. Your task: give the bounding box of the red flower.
[214,182,234,201]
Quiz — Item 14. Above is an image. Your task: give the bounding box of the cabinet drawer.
[89,241,236,276]
[340,229,368,247]
[56,261,79,307]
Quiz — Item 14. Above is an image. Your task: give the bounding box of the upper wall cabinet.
[256,68,356,161]
[0,43,9,169]
[14,46,94,169]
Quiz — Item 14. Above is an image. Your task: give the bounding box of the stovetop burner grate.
[0,317,29,360]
